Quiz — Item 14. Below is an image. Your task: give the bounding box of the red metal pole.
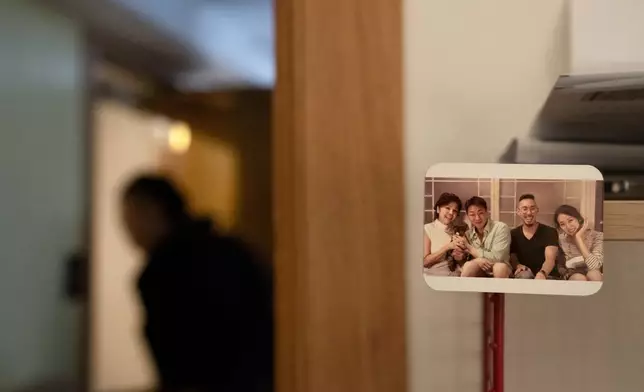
[482,293,491,392]
[483,293,505,392]
[493,293,505,392]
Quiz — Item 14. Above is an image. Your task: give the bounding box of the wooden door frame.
[273,0,406,391]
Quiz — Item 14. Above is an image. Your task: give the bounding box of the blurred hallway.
[1,0,273,390]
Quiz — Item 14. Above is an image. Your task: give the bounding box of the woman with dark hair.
[554,204,603,282]
[423,192,464,276]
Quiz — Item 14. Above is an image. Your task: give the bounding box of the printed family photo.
[423,164,604,296]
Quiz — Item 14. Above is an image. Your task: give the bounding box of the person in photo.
[510,194,560,280]
[423,192,465,276]
[554,204,604,281]
[456,196,512,278]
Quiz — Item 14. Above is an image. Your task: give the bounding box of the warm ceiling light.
[167,122,192,154]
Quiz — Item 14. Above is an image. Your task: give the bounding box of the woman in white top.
[423,192,463,276]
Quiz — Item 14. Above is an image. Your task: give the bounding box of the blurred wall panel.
[160,132,240,233]
[91,100,160,391]
[0,1,85,389]
[273,0,405,387]
[147,91,272,261]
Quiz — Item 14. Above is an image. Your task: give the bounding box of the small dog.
[447,223,471,272]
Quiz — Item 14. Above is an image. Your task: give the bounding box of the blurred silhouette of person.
[121,174,273,392]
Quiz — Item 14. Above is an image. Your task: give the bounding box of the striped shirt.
[559,229,604,270]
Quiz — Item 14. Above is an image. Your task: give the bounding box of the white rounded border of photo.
[423,163,604,297]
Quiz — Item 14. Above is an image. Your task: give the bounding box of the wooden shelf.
[604,201,644,241]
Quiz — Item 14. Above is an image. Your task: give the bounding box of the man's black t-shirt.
[510,223,560,276]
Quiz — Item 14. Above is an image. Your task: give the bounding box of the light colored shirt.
[423,220,452,272]
[466,219,511,264]
[559,229,604,270]
[424,220,451,255]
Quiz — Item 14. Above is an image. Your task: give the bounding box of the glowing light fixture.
[167,121,192,154]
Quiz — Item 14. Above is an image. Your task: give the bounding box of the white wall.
[405,1,568,391]
[406,1,644,391]
[0,1,84,389]
[91,100,161,391]
[504,242,644,392]
[570,0,644,74]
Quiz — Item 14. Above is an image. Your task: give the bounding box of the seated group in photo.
[423,192,604,281]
